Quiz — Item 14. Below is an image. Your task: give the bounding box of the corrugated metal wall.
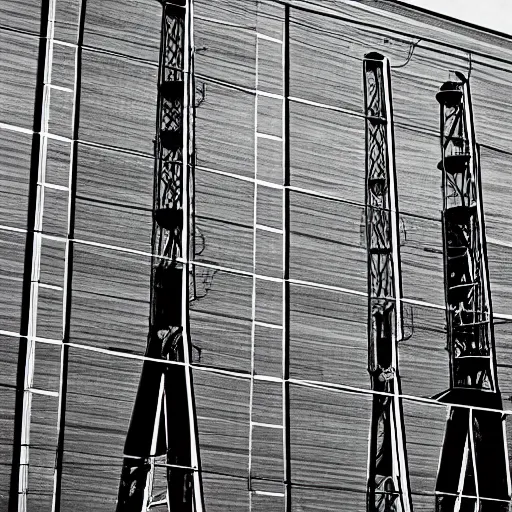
[1,0,512,510]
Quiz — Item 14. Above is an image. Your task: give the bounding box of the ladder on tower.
[116,1,204,511]
[434,73,511,511]
[363,52,413,512]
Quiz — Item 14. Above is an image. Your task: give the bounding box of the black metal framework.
[435,74,511,511]
[363,52,413,512]
[116,1,203,511]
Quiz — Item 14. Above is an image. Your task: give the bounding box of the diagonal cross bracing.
[116,2,203,511]
[363,52,413,512]
[435,74,511,512]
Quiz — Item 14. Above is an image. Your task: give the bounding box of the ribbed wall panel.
[0,0,512,510]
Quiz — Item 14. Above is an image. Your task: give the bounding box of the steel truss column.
[116,1,203,511]
[435,74,511,512]
[363,52,413,512]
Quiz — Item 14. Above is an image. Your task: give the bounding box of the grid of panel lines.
[1,0,512,511]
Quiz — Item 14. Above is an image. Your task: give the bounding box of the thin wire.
[391,38,422,68]
[2,4,512,75]
[2,58,512,159]
[8,332,512,418]
[272,0,512,71]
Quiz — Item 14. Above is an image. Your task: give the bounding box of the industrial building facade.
[1,0,512,511]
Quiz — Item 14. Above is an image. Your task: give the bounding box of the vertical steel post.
[283,5,291,512]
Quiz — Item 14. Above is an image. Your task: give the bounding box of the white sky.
[400,0,512,36]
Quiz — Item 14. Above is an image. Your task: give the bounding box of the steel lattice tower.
[434,74,511,511]
[116,1,204,511]
[363,52,413,512]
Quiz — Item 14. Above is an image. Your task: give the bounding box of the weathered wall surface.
[191,2,512,509]
[1,0,512,510]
